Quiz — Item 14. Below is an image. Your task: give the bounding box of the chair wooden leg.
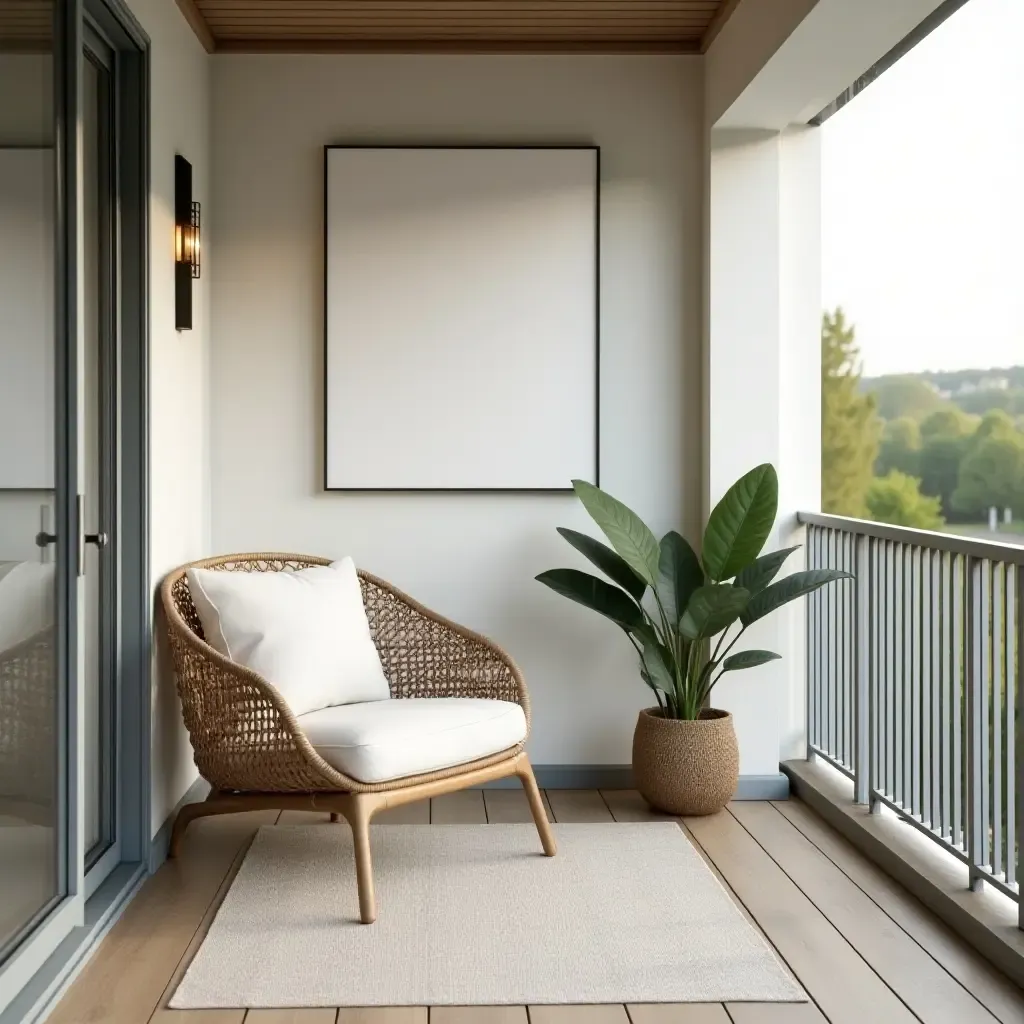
[517,755,556,857]
[347,794,378,924]
[168,790,233,859]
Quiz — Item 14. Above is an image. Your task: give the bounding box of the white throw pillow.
[185,557,390,717]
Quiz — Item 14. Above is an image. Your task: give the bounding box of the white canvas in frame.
[324,146,598,491]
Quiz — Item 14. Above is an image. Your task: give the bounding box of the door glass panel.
[0,0,62,958]
[83,49,115,867]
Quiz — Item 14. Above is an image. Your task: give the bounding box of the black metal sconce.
[175,154,201,331]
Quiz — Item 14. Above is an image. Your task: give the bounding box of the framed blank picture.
[323,145,599,492]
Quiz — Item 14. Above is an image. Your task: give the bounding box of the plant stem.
[703,624,749,701]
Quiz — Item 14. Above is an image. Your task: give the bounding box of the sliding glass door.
[0,0,64,964]
[0,1,148,1015]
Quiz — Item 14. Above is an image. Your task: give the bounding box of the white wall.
[210,54,703,766]
[119,0,212,836]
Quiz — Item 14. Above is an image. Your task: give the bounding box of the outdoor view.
[820,0,1024,540]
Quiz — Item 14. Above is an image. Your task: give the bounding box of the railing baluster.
[846,532,855,768]
[854,533,870,804]
[839,529,846,763]
[993,564,1004,880]
[1007,564,1017,890]
[897,540,905,811]
[917,548,925,819]
[950,552,958,847]
[886,540,895,803]
[968,556,988,890]
[1015,563,1023,922]
[930,550,941,831]
[871,536,881,811]
[806,528,815,758]
[940,550,952,840]
[831,528,839,761]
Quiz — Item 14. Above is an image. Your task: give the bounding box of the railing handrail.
[797,511,1024,565]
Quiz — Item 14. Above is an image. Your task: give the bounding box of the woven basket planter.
[632,707,739,816]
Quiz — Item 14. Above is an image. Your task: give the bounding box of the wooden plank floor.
[49,791,1023,1024]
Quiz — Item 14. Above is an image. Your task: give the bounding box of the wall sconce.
[175,154,201,331]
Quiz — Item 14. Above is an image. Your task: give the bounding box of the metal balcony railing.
[798,512,1021,910]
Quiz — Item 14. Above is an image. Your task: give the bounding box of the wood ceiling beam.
[213,37,699,53]
[699,0,741,51]
[176,0,216,53]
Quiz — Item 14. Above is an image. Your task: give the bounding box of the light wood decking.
[49,791,1024,1024]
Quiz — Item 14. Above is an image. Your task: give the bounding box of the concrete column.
[706,125,822,777]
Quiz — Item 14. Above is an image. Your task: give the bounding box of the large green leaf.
[557,527,647,603]
[702,464,779,582]
[721,649,781,674]
[640,637,676,697]
[680,583,750,640]
[656,531,704,624]
[741,568,853,626]
[536,569,645,630]
[734,545,800,597]
[572,480,661,586]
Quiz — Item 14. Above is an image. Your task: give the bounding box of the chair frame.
[160,552,556,924]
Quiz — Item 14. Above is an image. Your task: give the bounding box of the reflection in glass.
[0,0,61,959]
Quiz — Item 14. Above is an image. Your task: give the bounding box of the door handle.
[36,503,56,561]
[76,495,107,576]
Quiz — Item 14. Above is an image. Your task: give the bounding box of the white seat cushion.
[185,557,390,717]
[298,698,527,783]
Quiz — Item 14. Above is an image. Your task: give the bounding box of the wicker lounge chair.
[160,552,556,923]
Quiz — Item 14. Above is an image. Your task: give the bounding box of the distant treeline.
[822,308,1024,529]
[862,367,1024,420]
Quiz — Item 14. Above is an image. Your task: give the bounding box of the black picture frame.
[322,143,601,494]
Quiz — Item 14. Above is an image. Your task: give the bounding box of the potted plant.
[536,463,851,815]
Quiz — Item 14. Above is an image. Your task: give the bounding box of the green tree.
[866,471,945,530]
[821,308,881,516]
[866,375,947,420]
[972,408,1016,446]
[876,416,921,478]
[952,431,1024,520]
[919,406,976,441]
[917,406,976,518]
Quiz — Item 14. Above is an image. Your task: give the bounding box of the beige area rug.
[170,822,805,1008]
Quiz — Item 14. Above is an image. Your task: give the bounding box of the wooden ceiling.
[176,0,738,54]
[0,0,53,52]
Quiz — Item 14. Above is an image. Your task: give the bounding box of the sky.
[821,0,1024,378]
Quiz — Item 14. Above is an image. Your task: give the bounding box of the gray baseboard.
[148,776,210,874]
[735,772,790,800]
[481,766,789,799]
